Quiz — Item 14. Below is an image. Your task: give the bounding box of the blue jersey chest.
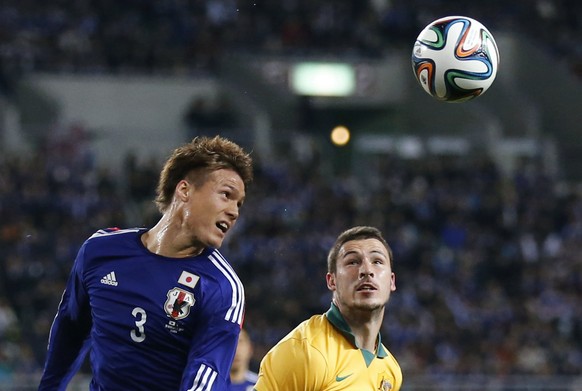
[84,254,207,353]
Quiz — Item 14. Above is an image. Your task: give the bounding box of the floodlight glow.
[290,63,355,97]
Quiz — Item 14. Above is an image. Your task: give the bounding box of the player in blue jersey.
[38,136,253,391]
[228,329,258,391]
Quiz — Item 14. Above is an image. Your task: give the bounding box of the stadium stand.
[0,0,579,78]
[1,129,581,389]
[0,0,581,389]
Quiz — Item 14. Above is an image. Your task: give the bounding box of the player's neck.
[351,323,380,353]
[142,222,204,258]
[339,306,384,352]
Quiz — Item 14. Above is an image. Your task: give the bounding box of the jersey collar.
[325,302,388,361]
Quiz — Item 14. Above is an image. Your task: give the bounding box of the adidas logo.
[100,271,118,286]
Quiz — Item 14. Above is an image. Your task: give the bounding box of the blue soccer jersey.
[39,228,245,391]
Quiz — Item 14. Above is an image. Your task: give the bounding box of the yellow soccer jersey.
[254,303,402,391]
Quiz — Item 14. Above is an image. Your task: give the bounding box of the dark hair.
[327,226,393,273]
[155,136,253,213]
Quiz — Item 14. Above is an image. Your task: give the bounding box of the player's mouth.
[356,283,377,292]
[216,221,229,234]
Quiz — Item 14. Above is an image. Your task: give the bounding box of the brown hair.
[155,136,253,213]
[327,226,393,273]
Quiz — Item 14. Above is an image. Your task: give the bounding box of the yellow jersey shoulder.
[255,310,402,390]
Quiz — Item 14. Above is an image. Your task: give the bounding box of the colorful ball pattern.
[412,16,500,103]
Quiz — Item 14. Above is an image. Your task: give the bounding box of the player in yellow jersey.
[254,226,402,391]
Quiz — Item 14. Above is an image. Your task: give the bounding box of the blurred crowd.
[1,0,581,385]
[234,142,582,378]
[0,127,581,382]
[0,0,580,83]
[0,126,123,382]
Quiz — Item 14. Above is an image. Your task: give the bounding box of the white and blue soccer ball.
[412,16,500,103]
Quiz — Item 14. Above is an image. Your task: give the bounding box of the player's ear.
[175,180,190,201]
[326,273,336,291]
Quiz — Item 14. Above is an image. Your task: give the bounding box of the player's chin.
[354,301,384,312]
[209,238,225,249]
[206,229,226,248]
[208,230,227,248]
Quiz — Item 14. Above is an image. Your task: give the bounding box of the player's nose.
[359,261,374,279]
[226,201,239,220]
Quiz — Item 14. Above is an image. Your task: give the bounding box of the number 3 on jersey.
[131,307,147,343]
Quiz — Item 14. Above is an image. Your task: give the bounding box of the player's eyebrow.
[370,249,387,256]
[340,250,357,259]
[341,248,388,261]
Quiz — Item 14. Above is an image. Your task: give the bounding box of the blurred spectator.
[1,134,581,381]
[0,0,579,77]
[183,94,237,137]
[229,328,258,391]
[0,2,580,387]
[0,131,582,382]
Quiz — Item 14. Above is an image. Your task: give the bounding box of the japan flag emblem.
[178,271,200,289]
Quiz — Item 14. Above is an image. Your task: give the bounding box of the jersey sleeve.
[254,337,328,391]
[38,242,93,390]
[179,271,245,391]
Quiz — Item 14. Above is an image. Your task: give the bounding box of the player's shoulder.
[196,249,245,324]
[203,248,242,282]
[261,315,330,377]
[380,342,403,369]
[277,314,328,349]
[81,227,145,257]
[298,313,330,338]
[283,313,352,360]
[86,227,145,243]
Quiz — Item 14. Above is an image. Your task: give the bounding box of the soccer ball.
[411,16,500,103]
